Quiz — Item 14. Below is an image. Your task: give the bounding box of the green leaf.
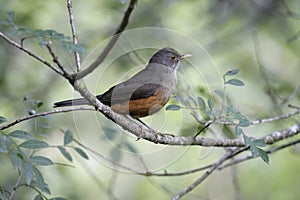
[204,108,213,117]
[207,98,213,110]
[32,166,45,189]
[173,96,188,106]
[0,116,7,124]
[49,197,66,200]
[38,122,51,129]
[0,19,12,26]
[214,90,224,99]
[188,95,197,107]
[225,79,245,86]
[110,148,121,162]
[102,127,118,140]
[238,118,250,127]
[74,147,89,160]
[197,96,206,108]
[35,100,44,108]
[43,183,51,194]
[23,161,33,185]
[225,105,235,115]
[58,146,72,162]
[10,149,24,170]
[34,194,44,200]
[124,142,138,154]
[166,104,181,111]
[44,29,57,37]
[8,130,34,140]
[0,136,13,153]
[243,134,252,146]
[19,140,49,149]
[17,27,32,37]
[224,69,239,76]
[30,156,53,166]
[249,145,259,157]
[257,147,269,164]
[33,29,43,36]
[234,126,243,135]
[7,11,15,23]
[0,191,8,200]
[64,129,73,145]
[59,40,86,55]
[253,139,266,147]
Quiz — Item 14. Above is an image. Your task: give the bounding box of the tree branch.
[66,0,81,71]
[0,32,63,76]
[2,3,298,148]
[8,170,22,200]
[262,123,300,144]
[75,0,137,79]
[45,42,70,76]
[171,151,233,200]
[219,138,300,170]
[251,107,300,125]
[253,31,279,107]
[0,107,95,130]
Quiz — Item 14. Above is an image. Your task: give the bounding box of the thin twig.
[76,0,137,79]
[253,31,279,107]
[141,132,300,177]
[0,107,95,130]
[282,0,300,20]
[193,120,214,138]
[66,0,81,71]
[251,107,300,125]
[231,164,242,200]
[171,151,234,200]
[288,104,300,109]
[192,106,300,127]
[45,42,69,76]
[279,84,300,106]
[8,170,23,200]
[73,138,141,174]
[123,36,147,64]
[78,161,119,200]
[15,184,49,200]
[219,138,300,170]
[0,32,63,76]
[262,123,300,144]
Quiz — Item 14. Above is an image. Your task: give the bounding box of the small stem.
[0,32,63,76]
[76,0,137,79]
[171,151,233,200]
[8,170,23,200]
[66,0,81,71]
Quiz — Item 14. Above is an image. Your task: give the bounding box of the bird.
[54,47,191,120]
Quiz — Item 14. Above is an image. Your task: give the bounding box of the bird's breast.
[111,86,172,118]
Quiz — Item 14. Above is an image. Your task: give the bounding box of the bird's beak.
[180,54,192,59]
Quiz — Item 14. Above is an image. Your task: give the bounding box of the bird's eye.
[171,55,176,60]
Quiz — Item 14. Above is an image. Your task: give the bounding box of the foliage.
[1,0,300,200]
[0,11,86,55]
[0,100,88,200]
[167,69,269,163]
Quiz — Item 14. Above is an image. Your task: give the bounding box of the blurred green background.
[1,0,300,199]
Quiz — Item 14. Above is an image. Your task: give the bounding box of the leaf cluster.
[0,11,85,55]
[166,69,269,163]
[0,114,88,200]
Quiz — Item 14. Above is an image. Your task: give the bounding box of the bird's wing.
[97,82,161,106]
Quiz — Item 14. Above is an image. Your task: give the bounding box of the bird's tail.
[53,98,91,108]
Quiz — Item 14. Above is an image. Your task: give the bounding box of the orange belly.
[111,87,171,118]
